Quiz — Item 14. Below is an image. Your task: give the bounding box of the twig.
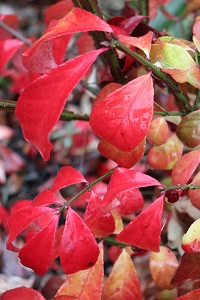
[0,20,32,46]
[0,99,89,121]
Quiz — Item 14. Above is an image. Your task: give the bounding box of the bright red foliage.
[16,49,106,160]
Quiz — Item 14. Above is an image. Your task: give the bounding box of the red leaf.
[116,195,164,252]
[0,287,45,300]
[98,138,146,169]
[84,191,115,238]
[119,15,147,34]
[172,150,200,186]
[176,288,200,299]
[0,205,9,229]
[102,249,142,300]
[32,189,62,206]
[51,166,87,193]
[10,199,32,213]
[0,15,19,40]
[6,205,55,251]
[102,168,161,207]
[116,188,144,216]
[60,206,99,274]
[19,216,59,275]
[44,0,74,26]
[90,73,154,152]
[23,8,112,73]
[0,39,23,71]
[16,48,106,160]
[56,242,104,299]
[171,252,200,285]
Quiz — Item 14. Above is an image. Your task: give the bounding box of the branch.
[160,184,200,192]
[73,0,126,84]
[114,39,194,114]
[0,20,31,46]
[0,99,89,121]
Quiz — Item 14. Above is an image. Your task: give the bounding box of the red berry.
[165,190,179,203]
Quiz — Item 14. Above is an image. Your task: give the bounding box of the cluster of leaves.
[1,0,200,299]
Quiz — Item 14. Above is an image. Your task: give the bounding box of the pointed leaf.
[56,242,103,299]
[98,138,146,169]
[32,189,62,206]
[6,205,54,251]
[103,168,161,207]
[23,8,112,73]
[193,16,200,52]
[84,191,115,238]
[147,134,183,170]
[102,249,142,300]
[176,288,200,300]
[189,171,200,209]
[150,246,178,289]
[60,206,99,274]
[16,48,106,160]
[172,150,200,186]
[117,32,153,58]
[51,166,87,193]
[90,73,154,152]
[171,252,200,284]
[0,287,45,300]
[182,219,200,253]
[19,216,59,275]
[116,195,164,252]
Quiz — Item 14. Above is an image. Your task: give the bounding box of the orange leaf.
[147,134,183,170]
[98,138,146,168]
[172,150,200,186]
[189,171,200,209]
[55,242,104,299]
[147,117,169,145]
[182,219,200,253]
[150,246,178,289]
[193,16,200,52]
[117,32,153,58]
[102,249,142,300]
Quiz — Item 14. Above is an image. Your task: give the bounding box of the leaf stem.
[154,111,187,116]
[138,0,148,22]
[67,167,116,205]
[113,39,193,113]
[103,237,129,247]
[0,98,90,121]
[160,184,200,192]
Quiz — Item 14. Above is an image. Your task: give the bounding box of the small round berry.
[165,190,179,203]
